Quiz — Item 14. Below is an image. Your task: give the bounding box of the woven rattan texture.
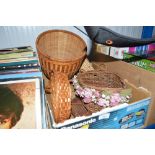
[92,62,107,71]
[84,102,103,113]
[71,97,91,117]
[36,30,86,79]
[80,58,94,72]
[50,72,71,123]
[77,70,125,91]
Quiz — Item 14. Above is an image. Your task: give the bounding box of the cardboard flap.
[105,61,141,87]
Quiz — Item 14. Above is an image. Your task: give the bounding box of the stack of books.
[94,43,155,73]
[0,46,40,74]
[94,43,155,60]
[123,53,155,73]
[0,46,47,129]
[110,43,155,59]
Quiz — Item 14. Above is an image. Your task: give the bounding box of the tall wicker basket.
[36,30,87,79]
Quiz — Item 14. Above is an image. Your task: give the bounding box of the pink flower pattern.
[110,93,121,107]
[72,76,130,107]
[83,97,92,103]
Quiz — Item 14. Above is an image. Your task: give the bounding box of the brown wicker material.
[36,30,87,79]
[84,102,103,113]
[92,62,107,71]
[77,70,125,91]
[80,58,94,73]
[71,97,91,117]
[50,72,71,123]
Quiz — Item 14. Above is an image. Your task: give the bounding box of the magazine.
[0,78,42,129]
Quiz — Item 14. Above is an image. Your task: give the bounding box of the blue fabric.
[84,26,155,47]
[145,124,155,129]
[142,26,154,39]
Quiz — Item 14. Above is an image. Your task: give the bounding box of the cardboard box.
[46,73,151,129]
[106,61,155,127]
[92,53,155,127]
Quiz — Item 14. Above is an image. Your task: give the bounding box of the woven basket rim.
[36,29,87,62]
[38,50,86,63]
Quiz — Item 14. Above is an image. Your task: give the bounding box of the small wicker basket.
[77,70,125,92]
[50,72,71,123]
[36,30,87,79]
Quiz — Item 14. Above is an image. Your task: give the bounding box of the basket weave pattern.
[92,62,107,71]
[77,70,125,91]
[36,30,86,79]
[39,54,84,79]
[72,69,132,108]
[80,58,94,73]
[84,102,103,113]
[50,72,71,123]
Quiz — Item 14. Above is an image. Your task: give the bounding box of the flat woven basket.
[77,70,125,91]
[50,72,71,123]
[36,30,86,79]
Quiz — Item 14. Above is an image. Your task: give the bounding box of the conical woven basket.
[36,30,87,79]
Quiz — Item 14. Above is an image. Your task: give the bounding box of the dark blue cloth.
[84,26,155,47]
[145,124,155,129]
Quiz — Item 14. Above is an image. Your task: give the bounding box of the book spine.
[0,51,34,60]
[131,59,155,72]
[0,60,38,67]
[0,46,33,53]
[123,53,155,72]
[109,43,155,59]
[0,49,33,54]
[129,43,155,55]
[147,57,155,62]
[0,71,42,79]
[0,63,39,70]
[0,56,38,63]
[94,43,110,55]
[110,47,129,59]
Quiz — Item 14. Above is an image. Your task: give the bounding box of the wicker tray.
[77,70,125,91]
